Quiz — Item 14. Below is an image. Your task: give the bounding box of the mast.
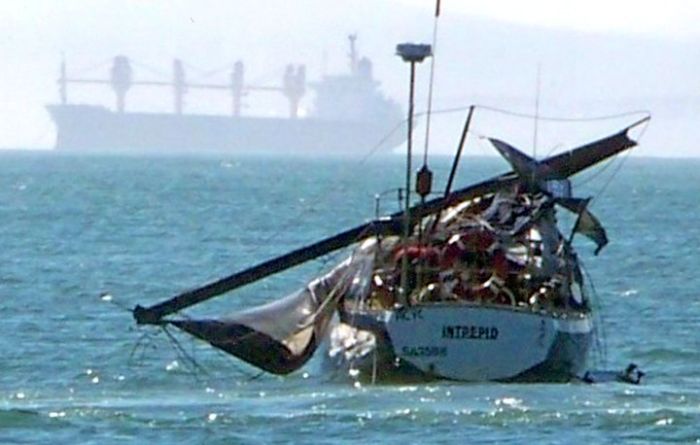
[348,34,358,74]
[426,104,475,234]
[282,64,306,118]
[132,117,644,325]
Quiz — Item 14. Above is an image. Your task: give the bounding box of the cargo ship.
[47,36,405,155]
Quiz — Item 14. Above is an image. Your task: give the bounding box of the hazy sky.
[407,0,700,37]
[1,1,699,156]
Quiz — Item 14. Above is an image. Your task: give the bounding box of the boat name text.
[441,325,499,340]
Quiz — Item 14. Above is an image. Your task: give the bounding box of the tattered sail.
[133,119,645,322]
[487,136,613,255]
[132,117,648,380]
[168,240,377,375]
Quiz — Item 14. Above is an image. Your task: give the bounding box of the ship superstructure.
[47,36,404,154]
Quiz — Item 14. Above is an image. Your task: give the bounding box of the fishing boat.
[132,5,650,383]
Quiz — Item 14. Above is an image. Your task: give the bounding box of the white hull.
[329,303,593,382]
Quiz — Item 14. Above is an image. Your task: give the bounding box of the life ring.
[393,244,440,266]
[472,274,516,306]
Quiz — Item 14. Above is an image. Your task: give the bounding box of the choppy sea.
[1,150,699,444]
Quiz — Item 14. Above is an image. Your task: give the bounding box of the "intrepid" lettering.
[441,325,499,340]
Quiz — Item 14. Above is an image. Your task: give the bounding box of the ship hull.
[327,304,593,383]
[47,104,405,155]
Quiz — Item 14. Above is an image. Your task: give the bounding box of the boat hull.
[328,304,593,382]
[46,104,405,155]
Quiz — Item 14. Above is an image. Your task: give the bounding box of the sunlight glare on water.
[1,152,699,444]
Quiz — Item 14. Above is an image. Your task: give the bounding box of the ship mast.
[282,65,306,119]
[110,56,133,113]
[348,34,358,74]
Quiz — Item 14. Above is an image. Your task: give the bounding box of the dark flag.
[557,197,608,255]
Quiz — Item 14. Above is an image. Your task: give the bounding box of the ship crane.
[58,56,307,117]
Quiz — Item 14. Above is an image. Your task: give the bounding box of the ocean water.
[1,151,699,444]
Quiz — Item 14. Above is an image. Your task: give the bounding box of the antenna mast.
[533,63,541,158]
[421,0,441,166]
[396,43,432,305]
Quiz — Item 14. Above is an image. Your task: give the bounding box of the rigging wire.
[241,104,646,273]
[128,329,160,366]
[130,60,171,80]
[136,102,648,333]
[127,103,647,379]
[67,57,114,77]
[101,293,133,313]
[246,118,406,259]
[418,103,651,124]
[211,102,648,301]
[533,63,541,158]
[161,325,209,379]
[110,289,261,379]
[570,115,649,209]
[181,60,283,86]
[182,60,233,79]
[421,0,441,166]
[172,246,362,380]
[579,257,608,367]
[589,117,650,201]
[171,322,274,380]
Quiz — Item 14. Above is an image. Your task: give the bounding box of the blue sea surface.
[1,151,699,444]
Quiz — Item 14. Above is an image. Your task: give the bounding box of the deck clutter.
[132,0,650,382]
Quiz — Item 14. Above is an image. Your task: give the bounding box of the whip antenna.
[421,0,441,165]
[533,63,542,159]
